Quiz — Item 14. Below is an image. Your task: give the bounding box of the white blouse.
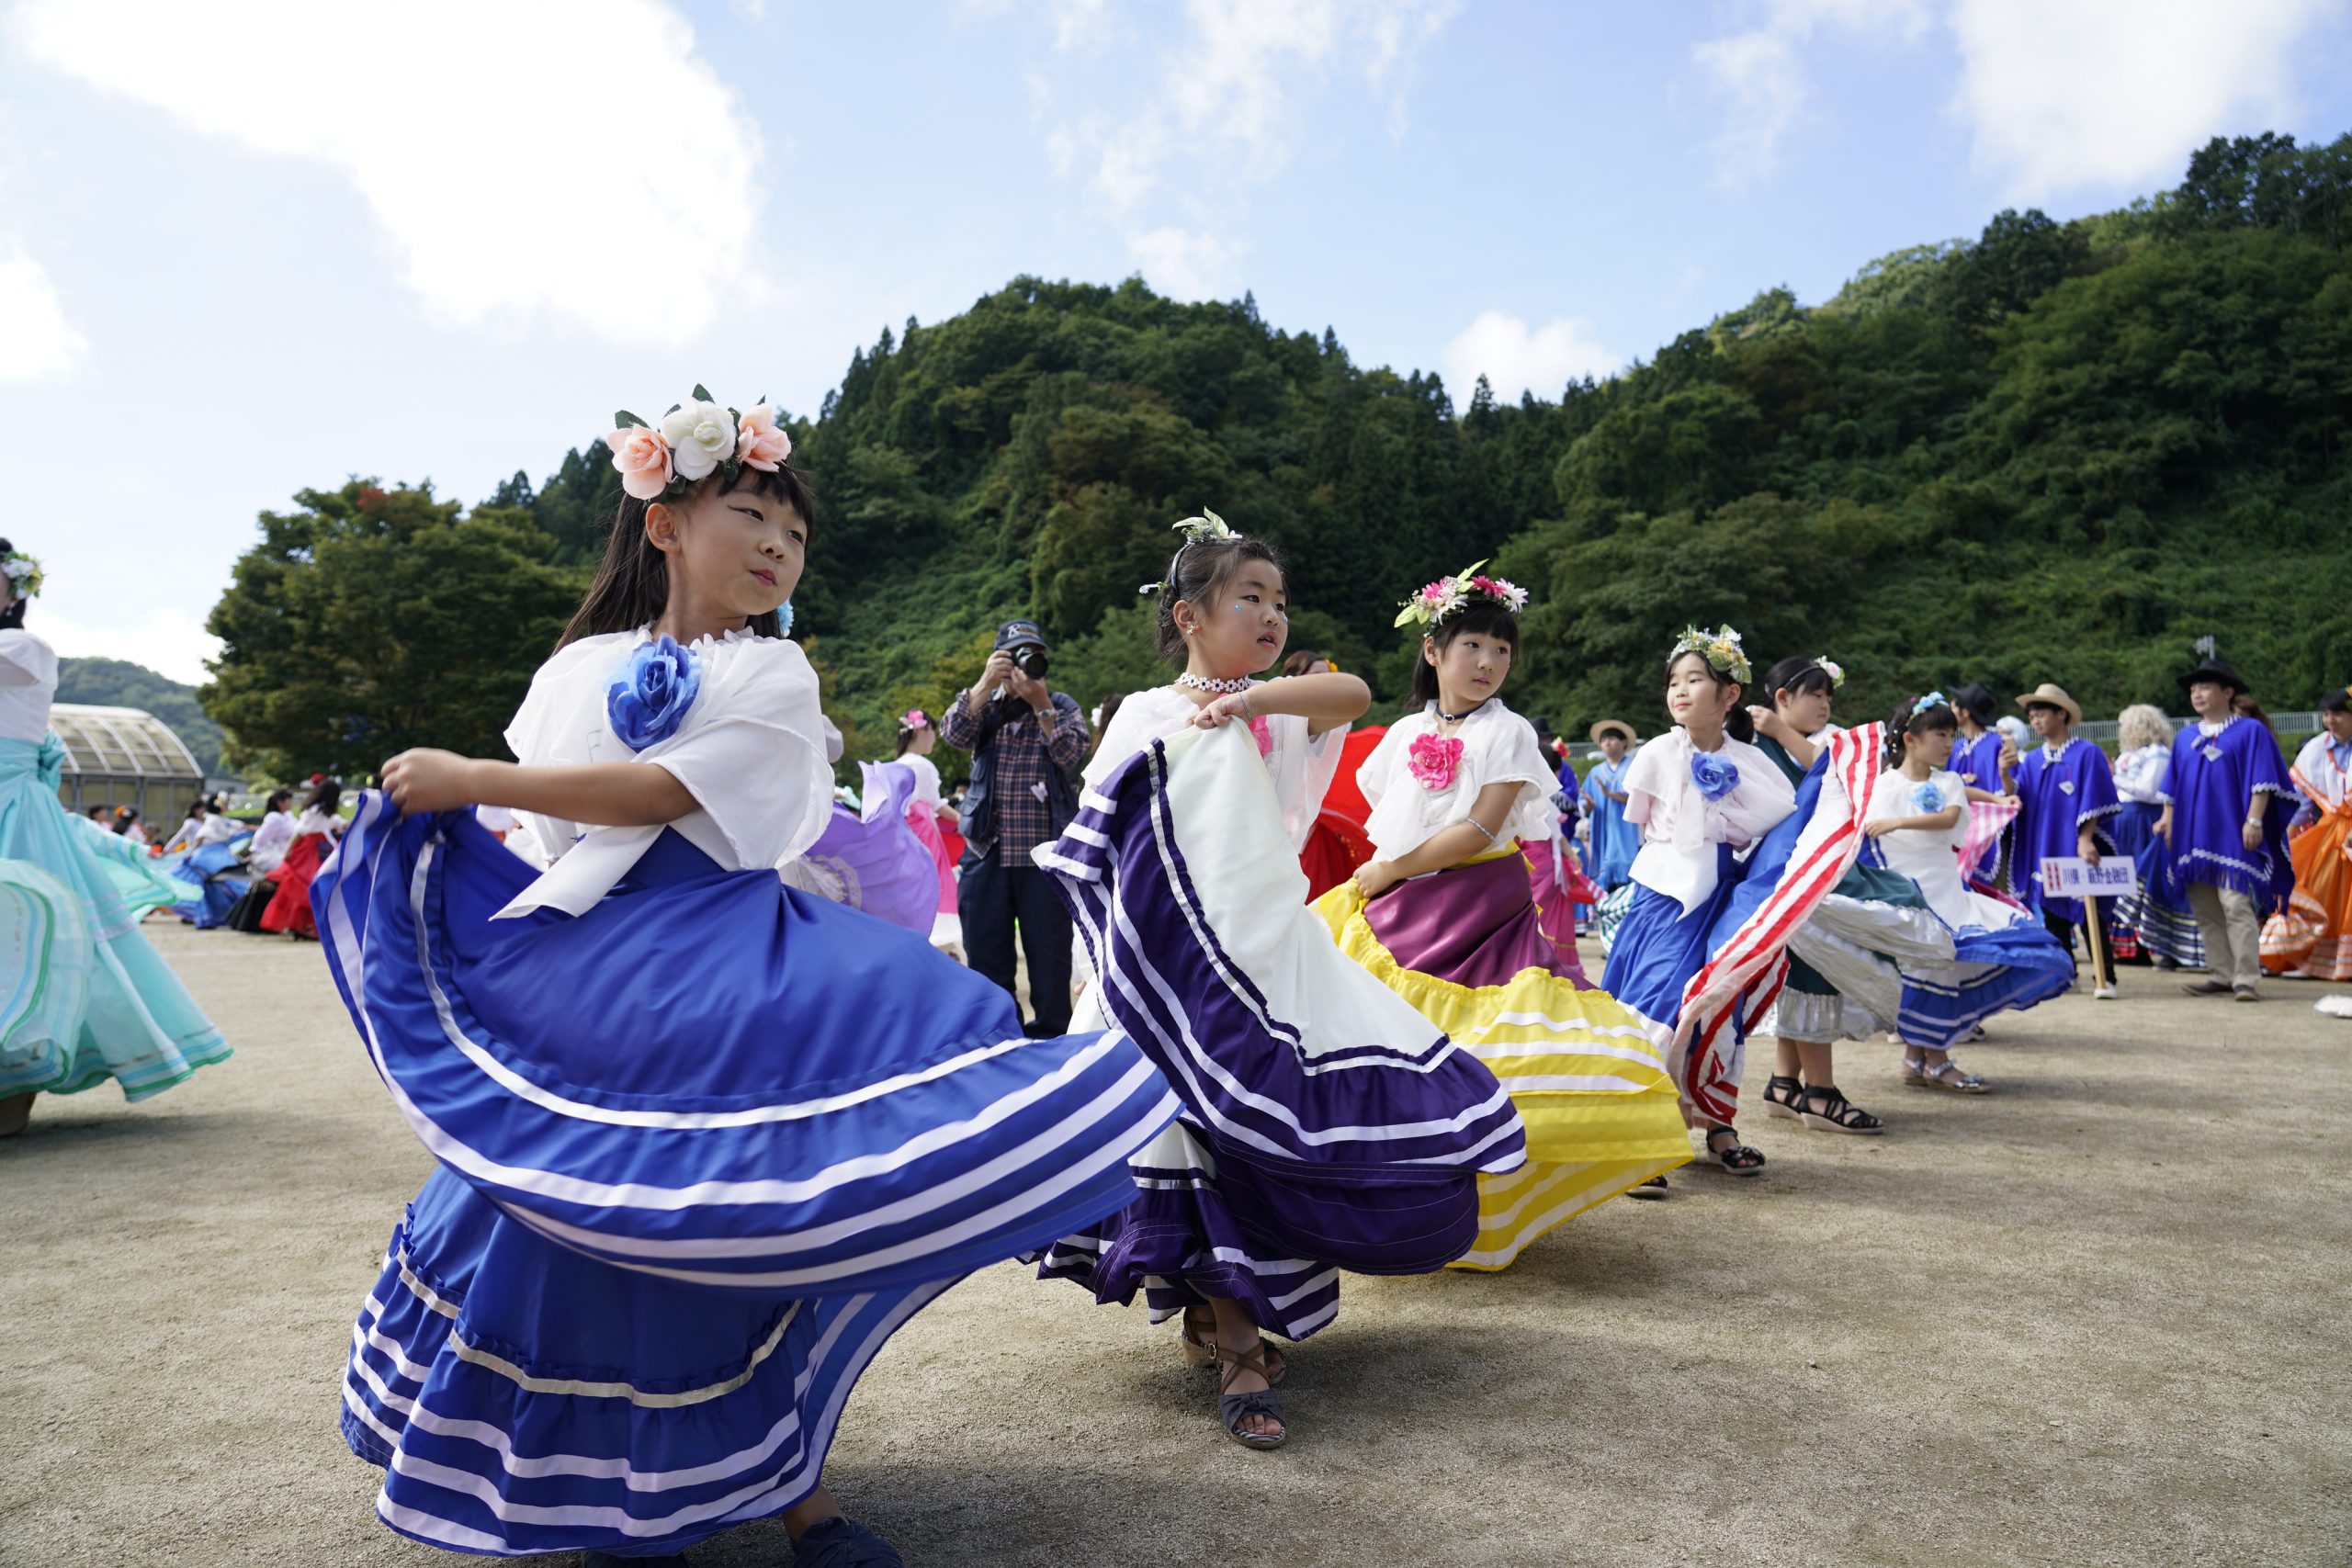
[1622,727,1797,911]
[1084,683,1342,852]
[498,626,835,919]
[0,628,58,743]
[294,807,343,839]
[247,810,297,874]
[1865,767,1976,930]
[1357,699,1559,862]
[895,751,944,813]
[2114,743,2170,806]
[2293,733,2349,808]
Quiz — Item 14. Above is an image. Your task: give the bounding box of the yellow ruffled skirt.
[1313,851,1690,1269]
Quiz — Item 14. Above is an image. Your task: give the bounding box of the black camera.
[1011,644,1049,681]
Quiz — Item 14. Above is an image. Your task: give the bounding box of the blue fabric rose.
[607,635,704,751]
[1690,750,1739,803]
[1910,781,1944,812]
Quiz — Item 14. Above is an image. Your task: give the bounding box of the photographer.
[942,619,1091,1035]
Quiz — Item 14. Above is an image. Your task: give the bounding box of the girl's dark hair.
[560,465,818,649]
[1281,649,1325,678]
[266,789,294,812]
[187,796,209,818]
[2321,688,2352,716]
[892,714,927,758]
[1152,534,1289,664]
[1664,649,1756,743]
[1949,682,1996,726]
[0,536,24,631]
[1408,600,1519,710]
[113,807,140,833]
[1884,695,1959,768]
[2233,693,2278,736]
[305,780,342,816]
[1762,655,1836,704]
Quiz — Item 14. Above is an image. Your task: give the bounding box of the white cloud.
[1442,310,1623,403]
[1693,0,1929,181]
[8,0,765,344]
[1043,0,1457,210]
[1949,0,2339,197]
[42,604,222,688]
[0,243,85,380]
[1127,227,1243,300]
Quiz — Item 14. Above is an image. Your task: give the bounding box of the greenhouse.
[50,704,207,822]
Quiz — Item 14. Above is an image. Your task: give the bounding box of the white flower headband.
[1812,657,1846,688]
[0,551,43,599]
[1672,624,1752,684]
[1140,507,1241,598]
[605,385,793,502]
[1395,559,1529,630]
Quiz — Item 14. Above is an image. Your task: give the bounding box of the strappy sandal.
[1179,1307,1286,1385]
[1625,1174,1669,1200]
[1761,1074,1804,1121]
[1917,1058,1989,1094]
[1213,1337,1288,1450]
[1901,1055,1930,1087]
[791,1517,907,1567]
[1700,1125,1766,1176]
[1795,1084,1885,1134]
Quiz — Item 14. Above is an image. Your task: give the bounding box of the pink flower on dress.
[605,424,674,501]
[1249,715,1274,758]
[737,403,793,471]
[1407,732,1464,791]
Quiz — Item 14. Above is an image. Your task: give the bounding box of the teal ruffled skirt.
[0,734,231,1100]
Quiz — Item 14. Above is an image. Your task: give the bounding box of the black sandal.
[1214,1337,1288,1450]
[1701,1125,1766,1176]
[1796,1084,1885,1135]
[1761,1074,1804,1122]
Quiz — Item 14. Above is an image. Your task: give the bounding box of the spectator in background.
[1580,720,1640,890]
[112,807,146,845]
[943,620,1091,1035]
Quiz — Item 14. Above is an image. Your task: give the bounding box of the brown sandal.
[1179,1306,1286,1384]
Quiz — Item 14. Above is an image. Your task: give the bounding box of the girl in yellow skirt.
[1314,565,1690,1265]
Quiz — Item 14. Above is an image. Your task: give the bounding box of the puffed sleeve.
[0,629,57,691]
[644,638,836,871]
[1472,712,1564,844]
[1620,736,1672,828]
[1355,716,1414,813]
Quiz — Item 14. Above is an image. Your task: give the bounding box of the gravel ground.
[4,922,2349,1567]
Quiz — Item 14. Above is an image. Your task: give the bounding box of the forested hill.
[206,132,2351,781]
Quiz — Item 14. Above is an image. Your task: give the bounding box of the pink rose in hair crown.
[738,403,792,471]
[1407,732,1464,792]
[605,424,673,501]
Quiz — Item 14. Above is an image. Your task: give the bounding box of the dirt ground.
[4,921,2349,1568]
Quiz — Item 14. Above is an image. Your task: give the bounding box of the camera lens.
[1013,646,1048,679]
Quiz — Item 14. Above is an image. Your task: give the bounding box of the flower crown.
[605,385,793,502]
[1139,508,1240,597]
[0,551,43,600]
[1394,560,1528,630]
[901,709,931,731]
[1672,624,1752,684]
[1810,657,1846,689]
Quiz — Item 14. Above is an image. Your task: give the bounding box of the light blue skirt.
[0,734,230,1100]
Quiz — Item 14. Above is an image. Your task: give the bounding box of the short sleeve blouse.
[1357,699,1559,860]
[1082,684,1343,852]
[0,628,58,742]
[497,626,836,918]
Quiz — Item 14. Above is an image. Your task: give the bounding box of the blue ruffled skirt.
[318,797,1175,1557]
[2109,801,2205,968]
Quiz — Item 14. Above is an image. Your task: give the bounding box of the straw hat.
[2013,682,2082,725]
[1589,719,1638,745]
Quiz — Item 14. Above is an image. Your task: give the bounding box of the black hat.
[2177,656,2247,695]
[1948,682,1996,725]
[994,619,1046,652]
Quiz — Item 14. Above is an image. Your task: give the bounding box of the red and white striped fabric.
[1962,795,2018,879]
[1667,724,1884,1125]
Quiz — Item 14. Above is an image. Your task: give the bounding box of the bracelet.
[1454,816,1502,849]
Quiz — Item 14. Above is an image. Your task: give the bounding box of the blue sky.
[5,0,2349,682]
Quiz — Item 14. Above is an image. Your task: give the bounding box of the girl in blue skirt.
[317,390,1176,1565]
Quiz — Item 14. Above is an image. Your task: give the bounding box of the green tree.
[202,480,586,780]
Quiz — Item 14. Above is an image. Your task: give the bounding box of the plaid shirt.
[942,687,1091,860]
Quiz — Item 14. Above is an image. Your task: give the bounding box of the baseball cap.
[995,619,1047,651]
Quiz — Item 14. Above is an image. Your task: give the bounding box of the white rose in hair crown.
[0,551,41,600]
[604,385,793,502]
